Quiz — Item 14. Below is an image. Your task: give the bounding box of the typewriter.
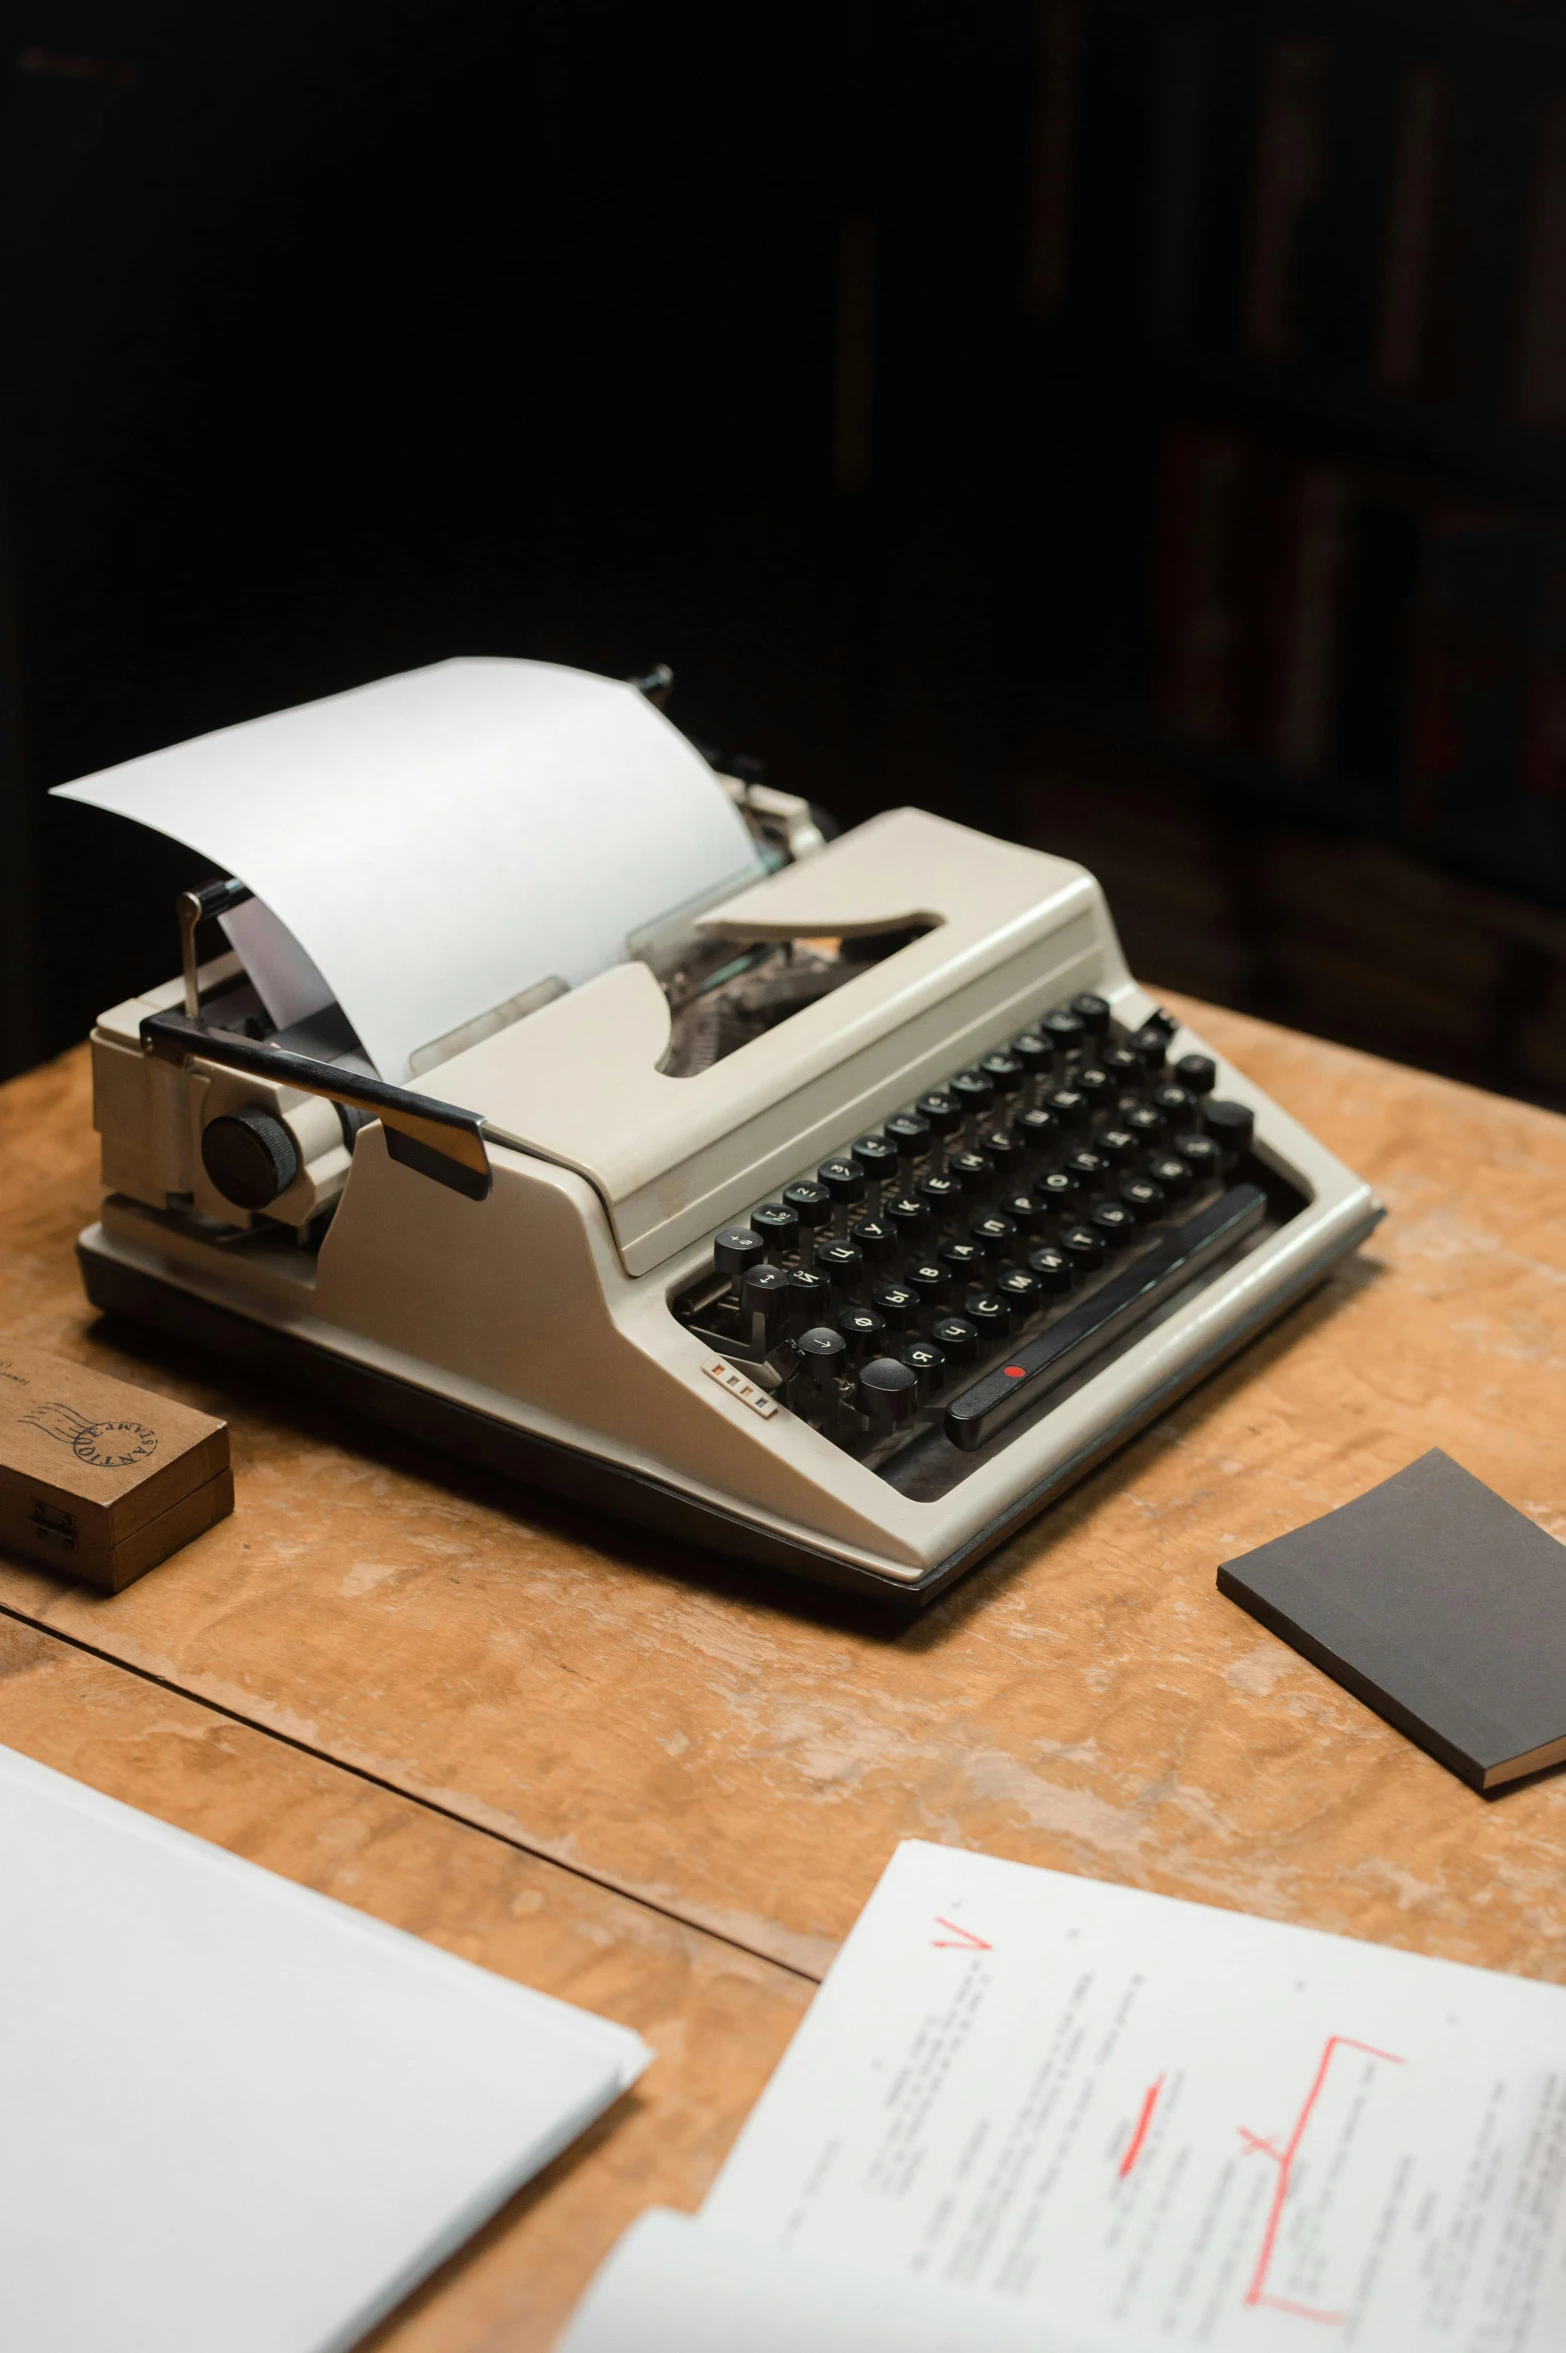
[64,660,1382,1605]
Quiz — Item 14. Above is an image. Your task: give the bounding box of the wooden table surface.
[4,994,1566,2343]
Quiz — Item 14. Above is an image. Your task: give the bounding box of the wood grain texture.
[0,1613,809,2352]
[6,1012,1566,1988]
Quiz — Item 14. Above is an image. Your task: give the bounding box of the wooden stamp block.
[0,1345,231,1592]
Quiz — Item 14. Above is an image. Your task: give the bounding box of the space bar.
[943,1183,1269,1453]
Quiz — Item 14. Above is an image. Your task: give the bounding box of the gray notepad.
[1217,1449,1566,1792]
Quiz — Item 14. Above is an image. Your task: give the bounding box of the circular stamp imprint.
[72,1419,159,1470]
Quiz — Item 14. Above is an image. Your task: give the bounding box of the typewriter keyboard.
[672,995,1292,1479]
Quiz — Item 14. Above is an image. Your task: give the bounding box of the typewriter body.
[71,666,1381,1605]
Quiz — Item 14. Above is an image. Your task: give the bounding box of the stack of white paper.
[0,1744,648,2353]
[560,1840,1566,2352]
[52,657,762,1083]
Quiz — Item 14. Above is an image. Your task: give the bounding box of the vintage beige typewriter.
[59,658,1381,1605]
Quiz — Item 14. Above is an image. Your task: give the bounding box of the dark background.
[9,1,1566,1105]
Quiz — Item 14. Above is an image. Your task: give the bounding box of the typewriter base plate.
[75,1223,1367,1611]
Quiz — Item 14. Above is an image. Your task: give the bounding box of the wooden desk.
[4,998,1566,2341]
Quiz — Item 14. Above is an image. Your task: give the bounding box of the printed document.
[563,1840,1566,2350]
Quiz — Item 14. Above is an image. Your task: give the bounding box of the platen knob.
[201,1109,301,1210]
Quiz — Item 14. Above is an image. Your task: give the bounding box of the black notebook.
[1218,1450,1566,1792]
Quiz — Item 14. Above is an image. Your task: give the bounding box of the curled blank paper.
[53,658,763,1083]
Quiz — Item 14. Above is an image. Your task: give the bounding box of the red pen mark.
[931,1916,992,1950]
[1117,2074,1165,2179]
[1239,2035,1404,2324]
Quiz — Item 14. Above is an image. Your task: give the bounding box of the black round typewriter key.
[1070,991,1112,1037]
[857,1355,918,1434]
[1118,1176,1166,1223]
[1072,1064,1113,1109]
[837,1304,886,1363]
[750,1200,800,1254]
[1065,1148,1108,1190]
[870,1281,919,1333]
[816,1158,867,1214]
[1014,1105,1057,1159]
[1172,1129,1222,1183]
[786,1266,831,1321]
[900,1337,946,1397]
[782,1180,831,1230]
[1130,1023,1169,1073]
[999,1190,1048,1233]
[714,1226,766,1284]
[948,1069,996,1124]
[947,1149,993,1195]
[850,1133,899,1188]
[904,1258,950,1314]
[966,1291,1009,1340]
[915,1090,962,1141]
[1035,1167,1081,1213]
[1027,1243,1073,1295]
[1100,1043,1140,1083]
[815,1238,864,1292]
[1175,1052,1217,1097]
[1040,1007,1086,1061]
[1123,1103,1166,1143]
[740,1261,792,1350]
[884,1191,931,1240]
[937,1238,985,1283]
[849,1216,897,1267]
[1043,1086,1089,1133]
[979,1051,1025,1102]
[969,1212,1016,1261]
[1151,1083,1195,1124]
[916,1172,962,1218]
[1203,1098,1255,1162]
[1010,1031,1052,1088]
[794,1324,847,1405]
[1059,1221,1108,1273]
[1096,1126,1137,1167]
[1147,1153,1193,1199]
[883,1111,931,1167]
[978,1126,1023,1182]
[930,1314,978,1364]
[996,1266,1042,1321]
[1090,1200,1137,1249]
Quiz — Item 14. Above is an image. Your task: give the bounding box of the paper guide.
[53,657,763,1084]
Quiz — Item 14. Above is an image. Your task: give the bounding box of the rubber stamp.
[0,1343,231,1592]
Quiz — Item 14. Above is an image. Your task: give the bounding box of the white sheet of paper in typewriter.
[53,656,762,1084]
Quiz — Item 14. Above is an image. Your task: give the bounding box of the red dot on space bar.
[1003,1364,1026,1379]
